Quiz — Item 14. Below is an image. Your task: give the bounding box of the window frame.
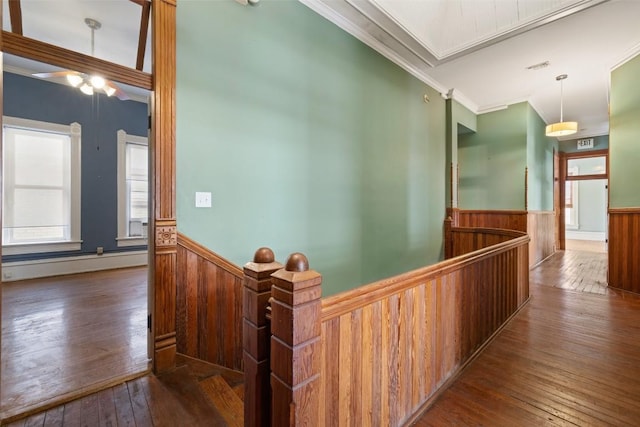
[2,116,82,255]
[116,129,149,247]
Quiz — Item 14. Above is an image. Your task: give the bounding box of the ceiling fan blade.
[32,70,77,79]
[106,81,130,101]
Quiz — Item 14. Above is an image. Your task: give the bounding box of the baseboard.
[565,231,605,241]
[1,251,148,282]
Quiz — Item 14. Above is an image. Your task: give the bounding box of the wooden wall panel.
[176,234,244,371]
[608,208,640,294]
[318,234,530,425]
[456,210,528,232]
[151,0,177,373]
[450,227,524,258]
[527,211,556,268]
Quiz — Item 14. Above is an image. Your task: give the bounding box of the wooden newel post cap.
[253,247,275,263]
[285,253,309,272]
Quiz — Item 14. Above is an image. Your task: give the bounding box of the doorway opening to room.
[1,2,154,421]
[562,150,609,253]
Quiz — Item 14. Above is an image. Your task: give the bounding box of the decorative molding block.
[156,226,177,247]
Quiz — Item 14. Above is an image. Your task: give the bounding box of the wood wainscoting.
[527,211,556,268]
[176,233,244,371]
[608,208,640,293]
[456,210,528,232]
[449,209,555,268]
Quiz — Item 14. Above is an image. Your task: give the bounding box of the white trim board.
[565,231,606,241]
[2,251,148,282]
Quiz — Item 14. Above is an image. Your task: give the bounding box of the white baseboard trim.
[566,231,606,241]
[2,251,148,282]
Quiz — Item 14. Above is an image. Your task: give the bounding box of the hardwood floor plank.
[127,378,153,427]
[60,398,81,427]
[95,387,116,427]
[23,411,45,427]
[199,375,243,427]
[111,383,136,427]
[42,406,64,427]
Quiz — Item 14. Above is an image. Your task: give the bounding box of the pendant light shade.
[546,74,578,137]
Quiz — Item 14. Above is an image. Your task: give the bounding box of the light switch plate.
[195,192,212,208]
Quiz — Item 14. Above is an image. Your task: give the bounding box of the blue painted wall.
[3,72,148,261]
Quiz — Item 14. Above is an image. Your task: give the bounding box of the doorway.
[562,151,609,254]
[0,54,152,420]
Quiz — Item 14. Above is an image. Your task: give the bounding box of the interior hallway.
[414,248,640,426]
[6,250,640,426]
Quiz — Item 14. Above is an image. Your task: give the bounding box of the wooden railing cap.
[254,247,275,263]
[285,252,309,272]
[244,247,283,277]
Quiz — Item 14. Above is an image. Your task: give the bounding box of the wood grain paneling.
[176,234,244,371]
[527,211,556,268]
[318,232,530,426]
[456,210,528,232]
[449,210,555,268]
[608,208,640,294]
[450,227,522,257]
[1,31,152,89]
[150,0,177,373]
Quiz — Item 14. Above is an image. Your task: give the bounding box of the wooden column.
[243,248,282,427]
[151,0,177,373]
[444,216,454,259]
[270,253,322,426]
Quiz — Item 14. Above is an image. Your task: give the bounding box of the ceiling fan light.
[545,121,578,137]
[90,75,106,89]
[104,85,116,97]
[67,74,83,87]
[80,83,94,96]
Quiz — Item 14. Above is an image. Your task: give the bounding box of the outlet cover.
[195,192,212,208]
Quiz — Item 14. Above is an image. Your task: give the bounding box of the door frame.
[0,0,178,376]
[557,148,609,250]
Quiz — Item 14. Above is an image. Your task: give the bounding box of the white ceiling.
[3,0,640,140]
[304,0,640,139]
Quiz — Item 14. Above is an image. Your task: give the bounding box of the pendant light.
[546,74,578,137]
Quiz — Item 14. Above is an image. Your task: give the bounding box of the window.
[117,130,148,247]
[2,117,82,255]
[565,166,579,229]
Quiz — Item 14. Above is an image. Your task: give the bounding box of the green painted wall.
[458,103,528,209]
[610,53,640,208]
[175,0,446,296]
[446,99,476,208]
[558,135,608,153]
[526,105,556,211]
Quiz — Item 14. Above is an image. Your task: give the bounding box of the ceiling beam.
[1,31,152,90]
[8,0,23,35]
[136,0,151,71]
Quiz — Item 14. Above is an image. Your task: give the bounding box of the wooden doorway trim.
[0,2,178,374]
[558,148,609,252]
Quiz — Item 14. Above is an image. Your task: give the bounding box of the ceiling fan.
[33,18,129,100]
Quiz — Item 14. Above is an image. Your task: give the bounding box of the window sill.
[116,236,148,247]
[2,240,82,256]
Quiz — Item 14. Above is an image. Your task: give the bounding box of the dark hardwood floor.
[414,249,640,426]
[1,267,150,422]
[6,249,640,426]
[4,355,244,427]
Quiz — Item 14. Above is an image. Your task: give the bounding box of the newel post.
[270,253,322,426]
[243,248,283,427]
[444,216,454,259]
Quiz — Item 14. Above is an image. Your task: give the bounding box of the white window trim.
[2,116,82,255]
[117,129,148,247]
